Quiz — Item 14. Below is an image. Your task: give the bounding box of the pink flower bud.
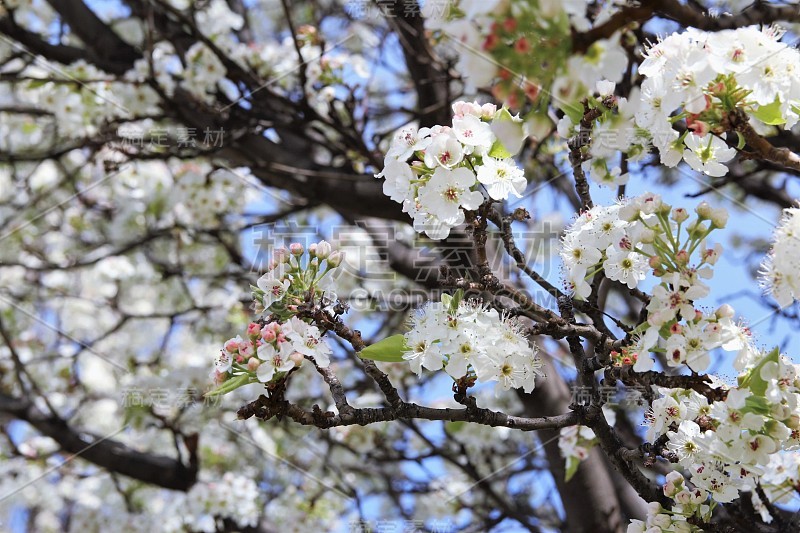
[239,342,255,358]
[482,33,499,51]
[247,357,261,371]
[274,248,291,263]
[224,338,239,353]
[671,207,689,223]
[261,327,276,343]
[246,322,261,338]
[289,242,304,256]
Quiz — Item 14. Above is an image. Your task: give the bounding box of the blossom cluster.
[635,26,800,177]
[402,293,544,394]
[642,348,800,520]
[627,486,707,533]
[184,473,261,532]
[559,193,652,298]
[561,194,746,372]
[170,164,240,227]
[377,101,528,239]
[209,242,343,394]
[424,0,627,109]
[556,85,650,188]
[558,408,616,480]
[760,206,800,308]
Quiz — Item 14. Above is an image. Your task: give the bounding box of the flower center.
[443,186,459,202]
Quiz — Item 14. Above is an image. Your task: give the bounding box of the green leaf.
[26,79,50,89]
[565,456,581,482]
[736,131,746,150]
[441,293,452,308]
[751,99,786,126]
[446,421,465,434]
[743,395,771,416]
[490,107,527,157]
[358,334,408,363]
[487,139,512,159]
[448,289,464,314]
[738,347,779,397]
[204,373,254,398]
[562,102,584,125]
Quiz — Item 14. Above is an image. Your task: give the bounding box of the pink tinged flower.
[239,341,255,358]
[452,114,494,148]
[215,350,233,372]
[451,101,483,118]
[274,247,291,263]
[387,127,430,160]
[223,338,240,353]
[212,369,227,386]
[423,132,464,169]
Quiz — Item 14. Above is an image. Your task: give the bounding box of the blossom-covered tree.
[1,1,800,532]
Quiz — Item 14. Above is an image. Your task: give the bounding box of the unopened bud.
[695,201,713,219]
[671,207,689,223]
[327,250,344,267]
[710,207,729,228]
[247,357,261,371]
[315,240,332,259]
[289,242,304,256]
[289,351,305,366]
[246,322,261,339]
[715,304,735,319]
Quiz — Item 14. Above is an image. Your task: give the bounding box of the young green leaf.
[358,334,408,362]
[204,373,254,398]
[751,99,786,126]
[565,456,581,482]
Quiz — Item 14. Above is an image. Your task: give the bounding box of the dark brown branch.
[0,394,198,491]
[237,392,579,431]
